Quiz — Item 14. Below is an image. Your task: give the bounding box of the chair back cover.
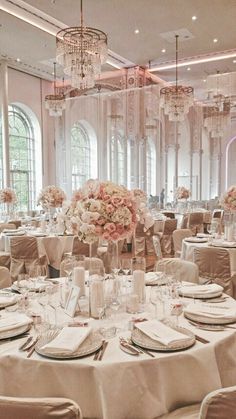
[0,396,81,419]
[200,385,236,419]
[193,247,233,295]
[156,258,199,283]
[133,223,155,257]
[0,223,16,233]
[10,236,48,282]
[188,212,204,235]
[173,229,192,257]
[162,211,175,219]
[0,266,11,288]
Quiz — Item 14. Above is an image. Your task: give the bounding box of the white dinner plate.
[131,325,195,352]
[35,330,103,359]
[184,237,208,243]
[0,324,31,340]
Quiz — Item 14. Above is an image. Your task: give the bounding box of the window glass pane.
[71,123,91,190]
[8,105,36,211]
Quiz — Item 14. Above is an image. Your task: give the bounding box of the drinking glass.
[63,255,76,282]
[170,300,183,326]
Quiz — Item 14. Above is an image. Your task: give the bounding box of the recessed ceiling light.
[213,38,218,43]
[187,67,191,71]
[203,79,206,82]
[16,58,21,62]
[192,16,197,21]
[233,60,236,63]
[161,49,166,53]
[134,29,139,34]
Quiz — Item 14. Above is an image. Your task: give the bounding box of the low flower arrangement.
[220,185,236,212]
[37,185,66,209]
[175,186,190,200]
[67,179,137,243]
[0,188,17,204]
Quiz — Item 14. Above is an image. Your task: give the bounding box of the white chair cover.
[156,258,199,283]
[200,385,236,419]
[133,223,155,257]
[0,396,82,419]
[158,403,200,418]
[0,223,16,233]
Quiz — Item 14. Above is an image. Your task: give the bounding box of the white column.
[0,60,10,187]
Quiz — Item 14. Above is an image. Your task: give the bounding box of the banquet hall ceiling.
[0,0,236,99]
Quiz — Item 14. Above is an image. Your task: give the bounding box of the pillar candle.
[132,270,145,303]
[73,267,86,297]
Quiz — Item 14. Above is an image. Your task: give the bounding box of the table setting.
[0,264,236,418]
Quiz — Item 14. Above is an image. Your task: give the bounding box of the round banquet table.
[0,285,236,419]
[181,239,236,272]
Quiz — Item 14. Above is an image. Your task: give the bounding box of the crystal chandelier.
[204,99,230,138]
[160,35,194,121]
[45,63,66,117]
[56,0,108,90]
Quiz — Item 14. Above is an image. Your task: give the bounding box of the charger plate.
[184,311,236,325]
[0,295,18,309]
[0,324,31,340]
[179,289,222,299]
[184,237,208,243]
[131,325,195,352]
[210,242,236,248]
[35,330,103,359]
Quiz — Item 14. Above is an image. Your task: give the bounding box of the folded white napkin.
[184,303,236,320]
[17,280,46,292]
[211,241,236,248]
[0,313,32,333]
[135,319,187,346]
[41,327,91,355]
[2,229,19,234]
[145,272,165,284]
[179,284,223,296]
[0,294,18,306]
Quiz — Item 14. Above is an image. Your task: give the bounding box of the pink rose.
[116,224,124,234]
[97,217,106,225]
[111,232,120,241]
[106,204,115,214]
[111,197,124,207]
[104,223,116,233]
[103,194,111,202]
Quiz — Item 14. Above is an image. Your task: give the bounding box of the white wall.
[8,67,55,188]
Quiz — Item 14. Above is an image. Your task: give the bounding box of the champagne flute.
[150,286,162,318]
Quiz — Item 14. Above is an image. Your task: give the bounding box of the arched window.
[71,122,93,189]
[110,133,126,185]
[146,137,156,195]
[8,105,36,211]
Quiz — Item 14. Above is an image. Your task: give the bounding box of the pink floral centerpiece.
[175,186,190,200]
[131,188,154,232]
[220,185,236,212]
[37,185,66,209]
[0,188,17,204]
[68,179,137,243]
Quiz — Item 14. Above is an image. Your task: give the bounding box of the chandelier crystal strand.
[45,62,66,117]
[160,35,194,121]
[56,0,108,89]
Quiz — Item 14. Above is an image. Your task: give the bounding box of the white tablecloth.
[181,240,236,272]
[0,286,236,418]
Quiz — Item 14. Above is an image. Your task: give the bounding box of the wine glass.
[170,301,183,326]
[63,255,76,282]
[150,286,163,319]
